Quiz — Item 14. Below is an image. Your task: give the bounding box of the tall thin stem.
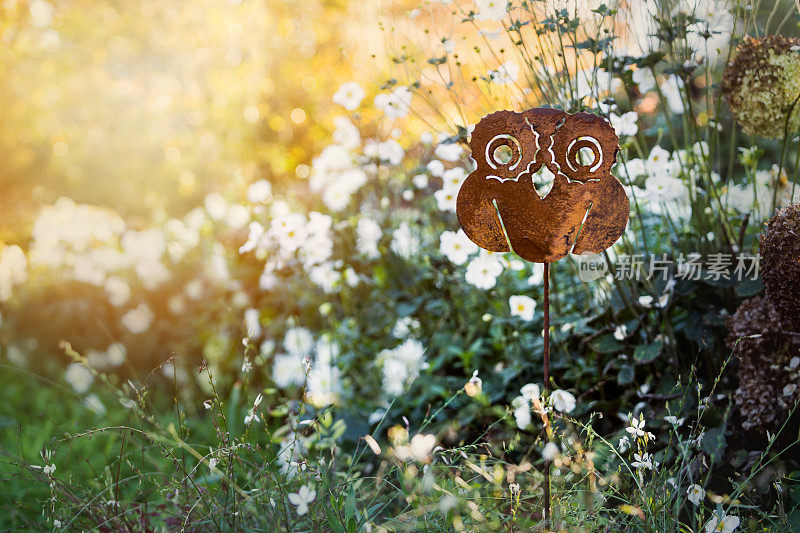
[542,261,551,529]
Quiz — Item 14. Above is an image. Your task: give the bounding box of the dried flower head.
[726,296,800,431]
[722,35,800,138]
[761,203,800,330]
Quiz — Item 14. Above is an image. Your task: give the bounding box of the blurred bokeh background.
[0,0,396,240]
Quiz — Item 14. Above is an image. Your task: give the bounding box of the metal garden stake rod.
[455,108,628,529]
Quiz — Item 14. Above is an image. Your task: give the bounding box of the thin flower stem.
[772,91,800,214]
[542,261,551,529]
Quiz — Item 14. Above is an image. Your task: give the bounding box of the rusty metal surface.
[456,108,629,263]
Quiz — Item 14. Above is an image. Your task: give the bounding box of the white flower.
[356,217,382,260]
[332,116,360,149]
[687,484,705,505]
[475,0,508,21]
[512,397,532,428]
[39,463,56,475]
[380,339,427,396]
[65,363,93,393]
[204,192,228,221]
[509,295,536,321]
[434,143,463,161]
[121,304,154,334]
[308,264,340,293]
[106,343,126,366]
[542,442,559,461]
[427,159,445,177]
[488,60,519,84]
[247,180,272,203]
[239,222,265,255]
[465,370,482,397]
[374,86,412,120]
[664,415,685,427]
[433,188,458,212]
[550,389,576,413]
[244,393,263,426]
[365,139,404,165]
[284,327,314,358]
[226,205,250,229]
[242,358,253,373]
[632,68,655,93]
[439,229,479,265]
[85,394,105,414]
[382,358,409,396]
[618,435,630,452]
[244,411,259,425]
[392,316,420,338]
[332,81,365,110]
[288,485,316,516]
[273,353,306,388]
[527,263,545,286]
[0,245,28,302]
[441,167,467,189]
[613,325,628,341]
[208,457,219,471]
[391,222,420,258]
[638,293,669,308]
[104,277,130,307]
[686,8,733,63]
[307,363,341,407]
[705,513,740,533]
[244,308,261,339]
[520,383,540,401]
[412,174,428,188]
[631,452,653,470]
[660,75,685,114]
[609,111,638,137]
[465,254,503,289]
[626,416,647,437]
[409,433,436,461]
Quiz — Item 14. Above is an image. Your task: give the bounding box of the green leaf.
[325,503,345,533]
[735,277,763,297]
[702,426,726,462]
[345,490,356,525]
[617,364,635,385]
[633,341,663,364]
[591,334,624,354]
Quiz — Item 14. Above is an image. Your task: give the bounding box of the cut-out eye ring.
[566,136,603,173]
[485,134,522,171]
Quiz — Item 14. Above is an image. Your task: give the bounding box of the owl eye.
[551,113,617,182]
[485,134,522,171]
[566,136,603,173]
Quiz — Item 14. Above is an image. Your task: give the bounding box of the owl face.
[456,108,629,263]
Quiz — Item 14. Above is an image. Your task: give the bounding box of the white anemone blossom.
[439,229,479,265]
[332,81,365,110]
[687,484,705,505]
[705,513,740,533]
[465,253,503,289]
[374,86,412,120]
[380,339,428,396]
[509,295,536,321]
[475,0,508,22]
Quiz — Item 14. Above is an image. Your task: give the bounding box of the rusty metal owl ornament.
[456,108,629,263]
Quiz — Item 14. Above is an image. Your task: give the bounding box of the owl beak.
[531,165,556,199]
